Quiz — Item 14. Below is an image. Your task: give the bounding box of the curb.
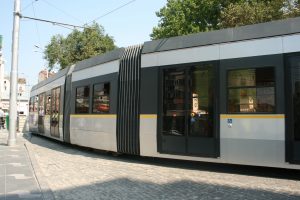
[23,133,56,200]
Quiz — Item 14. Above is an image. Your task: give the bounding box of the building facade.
[38,69,54,82]
[0,35,30,116]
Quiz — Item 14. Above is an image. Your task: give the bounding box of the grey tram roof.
[73,48,125,72]
[31,48,125,91]
[142,17,300,54]
[31,67,70,91]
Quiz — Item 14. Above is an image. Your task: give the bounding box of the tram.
[29,17,300,169]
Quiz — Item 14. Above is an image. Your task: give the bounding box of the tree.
[151,0,300,40]
[151,0,239,40]
[44,23,116,70]
[220,0,298,28]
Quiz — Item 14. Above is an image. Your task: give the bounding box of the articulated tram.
[30,17,300,169]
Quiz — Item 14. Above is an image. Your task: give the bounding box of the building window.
[227,67,275,113]
[92,83,110,113]
[75,86,90,114]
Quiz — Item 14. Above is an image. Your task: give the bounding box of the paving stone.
[2,130,300,200]
[0,176,5,194]
[20,133,300,200]
[0,130,43,200]
[6,166,34,176]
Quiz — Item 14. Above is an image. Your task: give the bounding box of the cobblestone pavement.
[24,134,300,200]
[0,130,43,200]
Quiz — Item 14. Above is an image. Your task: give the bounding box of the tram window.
[34,96,39,112]
[38,93,45,116]
[189,66,214,137]
[162,70,186,136]
[227,67,275,113]
[46,95,51,115]
[56,88,60,114]
[75,86,90,114]
[29,97,34,112]
[92,83,110,113]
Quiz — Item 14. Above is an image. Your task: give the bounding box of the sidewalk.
[0,129,42,200]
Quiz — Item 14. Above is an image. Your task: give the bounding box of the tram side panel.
[140,44,221,159]
[139,65,159,156]
[43,79,65,141]
[69,60,119,152]
[139,34,300,169]
[219,54,286,167]
[30,74,67,141]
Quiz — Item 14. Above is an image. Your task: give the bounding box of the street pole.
[8,0,21,146]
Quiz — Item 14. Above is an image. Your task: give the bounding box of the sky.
[0,0,167,87]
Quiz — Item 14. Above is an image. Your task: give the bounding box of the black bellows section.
[63,74,72,143]
[117,45,143,155]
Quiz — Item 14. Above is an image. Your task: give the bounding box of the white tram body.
[30,17,300,169]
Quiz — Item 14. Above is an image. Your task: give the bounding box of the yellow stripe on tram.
[140,114,157,119]
[70,114,158,119]
[220,114,285,119]
[70,114,117,118]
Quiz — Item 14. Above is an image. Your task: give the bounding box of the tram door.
[50,87,60,138]
[160,63,219,157]
[286,55,300,163]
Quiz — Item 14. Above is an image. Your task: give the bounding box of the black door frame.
[285,53,300,164]
[157,61,220,158]
[50,87,60,138]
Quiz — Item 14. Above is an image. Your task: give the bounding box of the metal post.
[8,0,21,146]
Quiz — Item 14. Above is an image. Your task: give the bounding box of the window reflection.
[227,67,275,113]
[38,93,45,116]
[34,96,39,112]
[189,66,214,137]
[93,83,110,113]
[162,65,215,137]
[75,86,90,114]
[162,70,185,136]
[46,95,51,115]
[29,97,34,112]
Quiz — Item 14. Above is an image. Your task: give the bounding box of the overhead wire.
[19,14,86,29]
[31,1,42,49]
[56,24,76,31]
[20,1,139,31]
[41,0,84,24]
[87,0,137,24]
[21,0,39,12]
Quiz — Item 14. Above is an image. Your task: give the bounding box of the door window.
[189,66,214,137]
[162,70,186,136]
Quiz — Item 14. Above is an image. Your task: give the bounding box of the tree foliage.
[151,0,300,40]
[220,0,298,28]
[44,23,116,70]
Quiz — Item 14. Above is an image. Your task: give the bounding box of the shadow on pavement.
[43,178,300,200]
